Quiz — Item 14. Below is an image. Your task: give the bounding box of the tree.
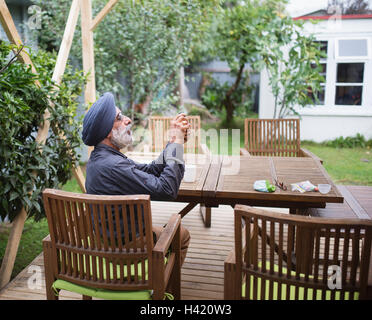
[267,32,325,119]
[0,41,86,221]
[212,0,323,124]
[31,0,219,123]
[327,0,371,14]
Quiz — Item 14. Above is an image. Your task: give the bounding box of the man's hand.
[169,113,191,145]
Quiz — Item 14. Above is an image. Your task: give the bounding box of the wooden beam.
[52,0,80,85]
[90,0,119,31]
[81,0,96,105]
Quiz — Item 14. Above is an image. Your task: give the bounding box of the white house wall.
[259,17,372,142]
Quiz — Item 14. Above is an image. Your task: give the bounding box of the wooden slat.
[91,0,119,31]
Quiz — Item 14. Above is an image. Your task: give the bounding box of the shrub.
[0,41,86,221]
[324,134,370,149]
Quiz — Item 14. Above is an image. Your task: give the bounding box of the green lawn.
[302,142,372,186]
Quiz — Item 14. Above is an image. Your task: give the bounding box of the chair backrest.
[234,205,372,300]
[244,118,301,156]
[149,115,201,154]
[43,189,154,291]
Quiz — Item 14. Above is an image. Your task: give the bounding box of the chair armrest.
[300,147,323,164]
[240,148,251,156]
[153,214,181,255]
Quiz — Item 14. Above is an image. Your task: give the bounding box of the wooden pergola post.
[81,0,96,104]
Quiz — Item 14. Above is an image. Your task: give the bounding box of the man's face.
[110,107,133,149]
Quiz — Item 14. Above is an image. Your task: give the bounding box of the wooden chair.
[241,118,322,163]
[42,189,181,300]
[149,115,201,154]
[224,205,372,300]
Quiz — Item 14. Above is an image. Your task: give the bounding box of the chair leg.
[224,261,238,299]
[224,251,239,300]
[43,239,58,300]
[152,251,166,300]
[166,265,181,300]
[167,227,181,300]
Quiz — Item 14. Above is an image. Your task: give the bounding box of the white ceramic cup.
[183,164,196,183]
[318,184,331,194]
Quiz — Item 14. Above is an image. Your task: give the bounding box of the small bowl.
[318,184,331,194]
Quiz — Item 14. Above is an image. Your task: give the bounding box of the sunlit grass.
[302,142,372,186]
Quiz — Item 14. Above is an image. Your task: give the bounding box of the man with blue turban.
[82,92,190,264]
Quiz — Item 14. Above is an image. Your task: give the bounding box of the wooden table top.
[214,156,344,206]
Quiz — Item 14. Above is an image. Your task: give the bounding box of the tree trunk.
[225,97,234,125]
[223,63,245,126]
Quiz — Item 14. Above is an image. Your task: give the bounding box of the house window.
[335,63,364,105]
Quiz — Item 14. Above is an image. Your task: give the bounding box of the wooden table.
[175,155,344,226]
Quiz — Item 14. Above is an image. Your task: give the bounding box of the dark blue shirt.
[86,143,185,200]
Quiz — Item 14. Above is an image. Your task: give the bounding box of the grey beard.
[111,124,133,149]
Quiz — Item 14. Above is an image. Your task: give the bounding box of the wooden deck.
[1,185,371,300]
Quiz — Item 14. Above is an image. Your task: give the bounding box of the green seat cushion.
[54,253,171,300]
[242,262,358,300]
[52,279,153,300]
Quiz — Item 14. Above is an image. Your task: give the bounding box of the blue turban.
[82,92,116,146]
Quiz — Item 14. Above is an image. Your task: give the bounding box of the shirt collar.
[95,143,128,158]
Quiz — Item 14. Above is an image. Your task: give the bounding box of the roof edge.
[294,14,372,21]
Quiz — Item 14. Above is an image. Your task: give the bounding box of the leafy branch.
[0,44,25,74]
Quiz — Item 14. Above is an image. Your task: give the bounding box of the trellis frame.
[0,0,120,289]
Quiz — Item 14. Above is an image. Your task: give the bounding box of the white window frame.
[300,36,372,115]
[334,62,364,106]
[334,38,371,60]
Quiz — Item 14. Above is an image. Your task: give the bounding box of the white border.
[334,38,371,60]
